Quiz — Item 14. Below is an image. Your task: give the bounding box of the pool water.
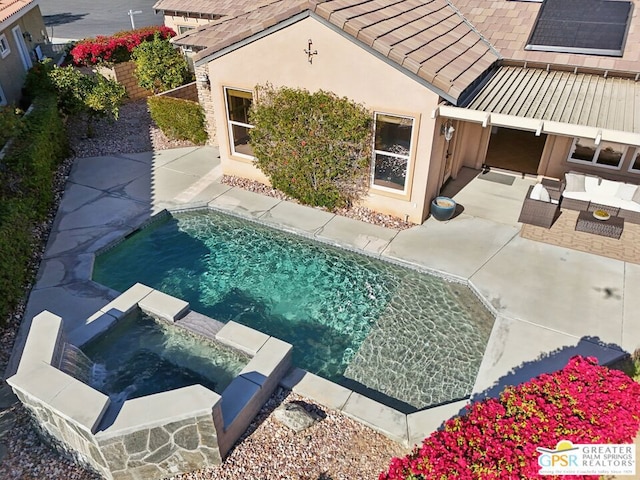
[93,210,494,412]
[81,311,250,403]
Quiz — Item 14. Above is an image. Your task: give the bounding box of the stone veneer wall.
[194,64,217,146]
[97,62,152,101]
[7,284,292,480]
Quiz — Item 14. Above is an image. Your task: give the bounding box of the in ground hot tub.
[7,284,292,480]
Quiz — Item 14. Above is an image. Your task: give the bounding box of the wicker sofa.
[561,172,640,224]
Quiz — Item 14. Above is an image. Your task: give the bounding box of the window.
[629,151,640,173]
[178,25,195,35]
[225,87,254,158]
[371,113,414,193]
[0,34,10,58]
[568,138,626,169]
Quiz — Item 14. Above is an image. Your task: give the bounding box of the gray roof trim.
[524,44,624,57]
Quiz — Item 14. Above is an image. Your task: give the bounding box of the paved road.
[39,0,163,42]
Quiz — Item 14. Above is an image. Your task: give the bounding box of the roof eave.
[0,0,39,31]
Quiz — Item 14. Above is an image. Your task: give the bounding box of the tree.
[250,85,372,210]
[48,66,126,136]
[131,32,191,93]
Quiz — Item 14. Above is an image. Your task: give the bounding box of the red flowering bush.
[380,356,640,480]
[70,26,175,66]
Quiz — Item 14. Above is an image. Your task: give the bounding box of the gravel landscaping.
[0,100,409,479]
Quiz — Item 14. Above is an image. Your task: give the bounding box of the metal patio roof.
[436,64,640,146]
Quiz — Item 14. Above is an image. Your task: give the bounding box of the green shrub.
[22,59,56,101]
[0,106,21,150]
[0,95,68,325]
[147,96,207,144]
[250,85,372,210]
[0,201,36,323]
[132,32,192,93]
[48,66,126,136]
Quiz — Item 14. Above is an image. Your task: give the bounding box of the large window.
[629,151,640,173]
[224,87,254,159]
[568,137,626,169]
[0,34,10,59]
[372,113,414,193]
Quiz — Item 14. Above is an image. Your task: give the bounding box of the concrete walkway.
[7,147,639,438]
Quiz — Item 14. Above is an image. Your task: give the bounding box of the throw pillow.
[530,183,544,200]
[584,175,600,193]
[616,183,638,201]
[565,173,585,192]
[599,179,621,197]
[633,185,640,204]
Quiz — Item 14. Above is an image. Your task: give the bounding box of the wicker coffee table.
[575,210,624,239]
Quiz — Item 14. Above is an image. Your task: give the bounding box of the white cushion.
[590,194,622,208]
[562,190,591,202]
[564,173,585,192]
[584,175,601,194]
[633,186,640,203]
[539,186,551,202]
[621,199,640,212]
[529,183,544,200]
[597,179,622,197]
[616,183,638,201]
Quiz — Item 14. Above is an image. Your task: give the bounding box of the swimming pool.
[93,210,494,412]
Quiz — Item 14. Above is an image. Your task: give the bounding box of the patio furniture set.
[518,172,640,239]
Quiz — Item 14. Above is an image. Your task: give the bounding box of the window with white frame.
[224,87,254,158]
[568,137,626,169]
[629,150,640,173]
[371,112,414,193]
[178,25,195,35]
[0,34,10,58]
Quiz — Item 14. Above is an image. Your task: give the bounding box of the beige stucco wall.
[0,5,48,105]
[202,15,442,223]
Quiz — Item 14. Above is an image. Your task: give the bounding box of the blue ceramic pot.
[430,196,456,221]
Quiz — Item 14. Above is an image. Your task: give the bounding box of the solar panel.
[526,0,632,56]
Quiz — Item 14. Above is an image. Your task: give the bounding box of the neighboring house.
[171,0,640,224]
[152,0,256,34]
[0,0,48,106]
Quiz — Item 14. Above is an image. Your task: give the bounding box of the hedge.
[147,96,207,144]
[0,94,68,324]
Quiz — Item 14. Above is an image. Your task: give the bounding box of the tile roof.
[0,0,34,24]
[467,64,640,135]
[152,0,256,17]
[454,0,640,73]
[174,0,501,104]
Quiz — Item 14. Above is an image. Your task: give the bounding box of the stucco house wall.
[203,16,442,223]
[0,3,47,105]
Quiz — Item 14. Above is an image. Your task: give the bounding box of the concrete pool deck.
[7,146,639,445]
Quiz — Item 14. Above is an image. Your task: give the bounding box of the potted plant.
[430,196,456,221]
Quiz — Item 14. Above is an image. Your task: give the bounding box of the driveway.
[40,0,162,42]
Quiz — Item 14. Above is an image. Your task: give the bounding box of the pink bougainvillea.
[70,26,176,66]
[380,356,640,480]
